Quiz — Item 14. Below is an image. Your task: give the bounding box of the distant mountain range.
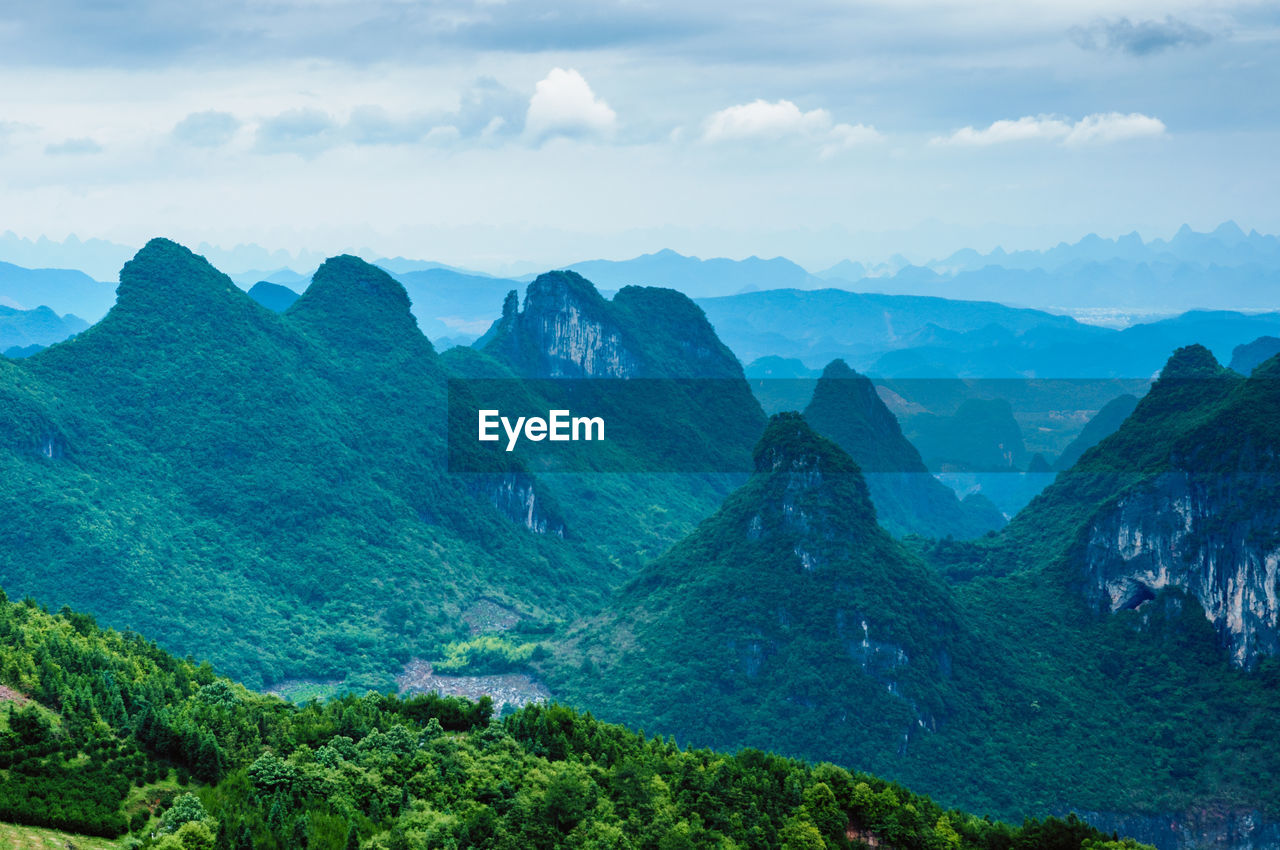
[706,290,1280,379]
[0,304,88,355]
[0,261,115,321]
[7,222,1280,378]
[8,221,1279,325]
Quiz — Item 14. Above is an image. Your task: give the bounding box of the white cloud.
[936,112,1166,146]
[820,121,883,158]
[702,98,880,156]
[524,68,616,143]
[1063,112,1166,145]
[937,115,1072,146]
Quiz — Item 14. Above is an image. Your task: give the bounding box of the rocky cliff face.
[481,270,749,380]
[479,471,567,538]
[481,272,640,378]
[1083,463,1280,668]
[1063,348,1280,669]
[518,273,639,378]
[1075,808,1280,850]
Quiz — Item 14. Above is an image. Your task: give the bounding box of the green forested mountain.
[0,589,1138,849]
[1052,394,1140,471]
[7,239,1280,847]
[0,239,602,691]
[0,240,767,694]
[544,395,1280,836]
[801,359,1004,538]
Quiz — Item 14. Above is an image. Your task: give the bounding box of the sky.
[1,0,1277,272]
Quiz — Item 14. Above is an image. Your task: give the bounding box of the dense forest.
[0,589,1145,849]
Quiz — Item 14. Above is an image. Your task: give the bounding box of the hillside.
[546,406,1280,842]
[802,359,1004,538]
[0,239,608,692]
[0,589,1136,849]
[0,241,773,695]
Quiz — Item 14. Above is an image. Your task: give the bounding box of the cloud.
[255,108,338,154]
[937,115,1072,146]
[1063,112,1166,145]
[702,99,879,156]
[524,68,616,143]
[345,106,434,145]
[936,112,1165,146]
[455,77,526,138]
[171,110,240,147]
[1070,16,1211,56]
[45,137,103,155]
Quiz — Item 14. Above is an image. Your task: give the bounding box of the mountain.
[802,359,1005,538]
[1054,394,1140,471]
[1229,335,1280,375]
[0,231,136,281]
[819,223,1280,313]
[0,240,778,696]
[229,267,312,289]
[549,413,978,778]
[0,304,88,351]
[0,239,606,691]
[375,256,492,276]
[557,249,817,298]
[245,280,300,312]
[0,591,1128,850]
[546,378,1280,844]
[955,338,1280,677]
[1007,345,1280,668]
[2,343,45,358]
[390,267,522,341]
[859,256,1280,315]
[906,397,1028,472]
[922,222,1280,276]
[743,355,822,415]
[0,261,116,321]
[813,258,868,281]
[482,270,755,381]
[695,288,1085,368]
[863,310,1280,381]
[472,270,769,558]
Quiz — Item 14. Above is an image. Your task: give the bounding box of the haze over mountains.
[6,223,1280,377]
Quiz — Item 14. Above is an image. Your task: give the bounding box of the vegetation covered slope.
[545,407,1280,828]
[0,589,1140,850]
[802,359,1004,538]
[0,239,607,691]
[0,240,776,694]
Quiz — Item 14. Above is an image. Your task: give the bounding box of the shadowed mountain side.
[802,359,1005,538]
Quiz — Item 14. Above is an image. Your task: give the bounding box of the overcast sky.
[1,0,1277,271]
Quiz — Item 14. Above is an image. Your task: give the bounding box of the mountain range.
[6,237,1280,848]
[544,349,1280,843]
[0,305,88,357]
